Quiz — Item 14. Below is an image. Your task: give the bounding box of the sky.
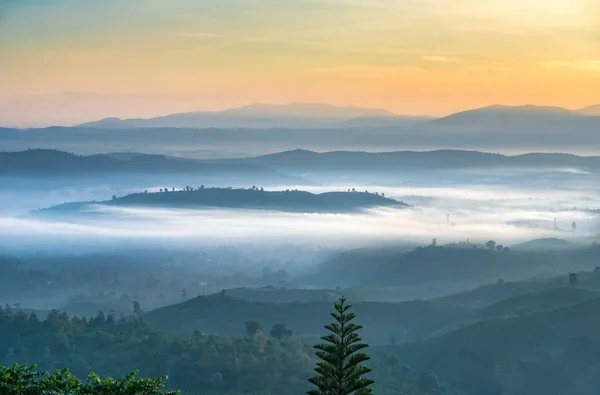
[0,0,599,126]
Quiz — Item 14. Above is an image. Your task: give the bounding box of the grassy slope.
[143,294,469,344]
[382,296,600,395]
[475,286,600,319]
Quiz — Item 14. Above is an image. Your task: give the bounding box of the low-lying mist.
[2,183,598,253]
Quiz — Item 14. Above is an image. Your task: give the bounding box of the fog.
[2,181,598,252]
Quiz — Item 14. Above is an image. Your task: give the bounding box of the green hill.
[302,245,600,289]
[438,280,558,310]
[143,293,469,344]
[383,297,600,395]
[475,286,600,319]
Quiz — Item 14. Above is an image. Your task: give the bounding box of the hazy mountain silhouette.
[422,104,598,133]
[0,149,304,184]
[4,103,600,155]
[577,105,600,116]
[75,103,425,129]
[222,102,395,117]
[229,149,600,174]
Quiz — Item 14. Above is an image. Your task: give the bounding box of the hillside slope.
[143,294,470,344]
[387,297,600,395]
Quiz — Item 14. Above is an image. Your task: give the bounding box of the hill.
[511,238,576,252]
[29,187,407,216]
[438,279,557,310]
[220,149,600,176]
[300,245,600,289]
[422,104,600,134]
[143,293,470,344]
[385,297,600,395]
[222,102,395,117]
[475,286,600,319]
[577,105,600,116]
[0,149,299,180]
[3,122,600,157]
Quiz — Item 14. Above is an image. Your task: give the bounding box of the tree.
[307,296,374,395]
[572,221,577,232]
[485,240,496,250]
[569,272,578,286]
[244,320,263,337]
[496,244,504,252]
[132,301,141,314]
[270,324,293,340]
[431,238,437,247]
[181,288,188,300]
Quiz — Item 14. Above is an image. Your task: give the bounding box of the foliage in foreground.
[0,363,177,394]
[307,296,374,395]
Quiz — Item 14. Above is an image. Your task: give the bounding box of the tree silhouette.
[307,296,374,395]
[132,301,141,314]
[245,320,263,337]
[270,323,293,340]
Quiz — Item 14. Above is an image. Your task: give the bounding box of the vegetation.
[307,297,374,395]
[0,363,177,394]
[0,306,313,395]
[387,297,600,395]
[142,293,470,344]
[475,286,600,319]
[306,245,600,289]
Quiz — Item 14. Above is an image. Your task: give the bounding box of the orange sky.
[0,0,599,126]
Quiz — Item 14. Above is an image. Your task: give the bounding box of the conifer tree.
[307,296,374,395]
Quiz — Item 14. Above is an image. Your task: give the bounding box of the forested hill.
[30,187,407,215]
[0,149,287,177]
[387,296,600,395]
[232,149,600,173]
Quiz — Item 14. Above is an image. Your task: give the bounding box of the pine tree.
[307,296,374,395]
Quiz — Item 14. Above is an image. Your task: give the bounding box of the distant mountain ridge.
[76,102,428,129]
[229,148,600,174]
[0,149,307,186]
[422,104,600,132]
[4,149,600,178]
[578,104,600,116]
[3,103,600,155]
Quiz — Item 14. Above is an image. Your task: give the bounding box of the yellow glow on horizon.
[0,0,598,125]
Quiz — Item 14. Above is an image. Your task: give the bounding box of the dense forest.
[0,298,465,395]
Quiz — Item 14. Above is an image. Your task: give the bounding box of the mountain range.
[76,103,431,129]
[74,103,599,130]
[2,103,600,156]
[5,149,600,179]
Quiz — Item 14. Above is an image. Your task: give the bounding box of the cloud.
[422,55,461,63]
[541,60,600,71]
[180,32,222,38]
[307,65,424,80]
